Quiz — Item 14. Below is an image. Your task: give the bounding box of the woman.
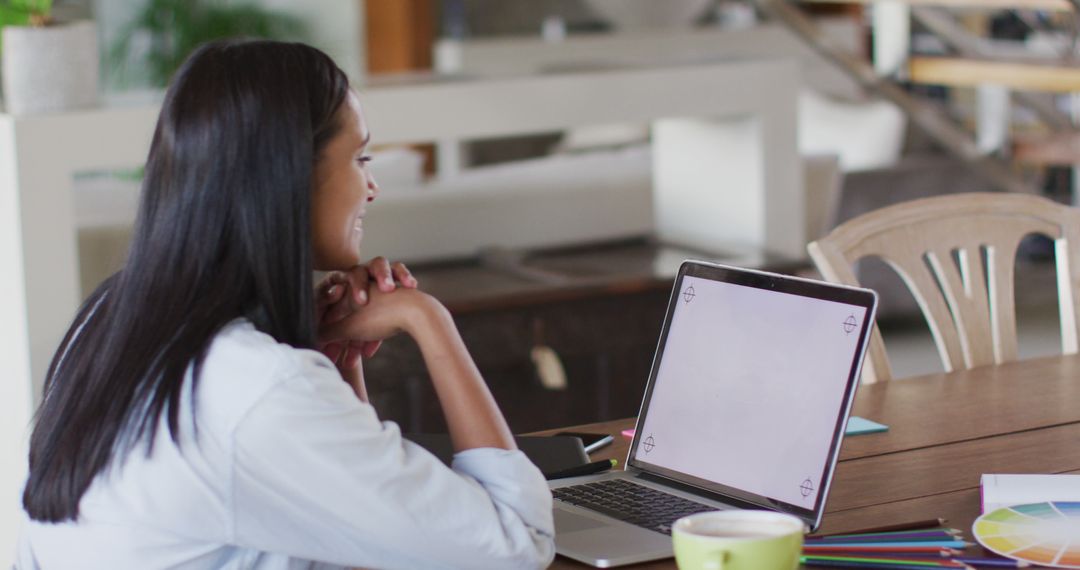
[17,40,554,569]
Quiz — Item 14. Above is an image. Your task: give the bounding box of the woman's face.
[311,92,379,271]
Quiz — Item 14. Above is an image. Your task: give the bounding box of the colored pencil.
[802,551,1030,568]
[855,554,1029,567]
[803,546,961,555]
[806,537,960,545]
[811,531,961,542]
[801,559,973,570]
[818,528,962,539]
[811,518,948,538]
[803,561,972,565]
[802,554,967,567]
[950,557,1029,568]
[801,540,973,549]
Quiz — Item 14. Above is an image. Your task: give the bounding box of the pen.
[546,459,618,480]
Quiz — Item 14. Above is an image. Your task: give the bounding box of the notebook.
[981,474,1080,512]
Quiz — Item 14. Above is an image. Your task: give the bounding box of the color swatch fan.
[974,502,1080,568]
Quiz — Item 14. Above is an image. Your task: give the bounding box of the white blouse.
[16,319,555,569]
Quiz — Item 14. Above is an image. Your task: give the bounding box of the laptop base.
[552,470,735,567]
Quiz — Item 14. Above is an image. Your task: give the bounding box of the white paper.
[981,474,1080,512]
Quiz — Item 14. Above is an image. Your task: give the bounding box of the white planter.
[584,0,713,31]
[2,21,99,115]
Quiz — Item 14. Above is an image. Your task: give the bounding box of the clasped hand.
[314,256,418,371]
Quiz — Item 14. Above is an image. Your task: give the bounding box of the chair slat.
[809,192,1080,382]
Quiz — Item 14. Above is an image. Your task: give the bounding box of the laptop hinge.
[634,471,765,512]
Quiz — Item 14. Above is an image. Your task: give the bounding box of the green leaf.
[3,0,52,20]
[109,0,308,88]
[0,4,33,27]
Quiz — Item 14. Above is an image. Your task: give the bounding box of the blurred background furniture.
[809,192,1080,383]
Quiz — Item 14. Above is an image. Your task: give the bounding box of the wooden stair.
[910,7,1080,166]
[768,1,1080,169]
[910,7,1076,132]
[752,0,1042,194]
[802,0,1073,10]
[909,57,1080,93]
[1014,132,1080,166]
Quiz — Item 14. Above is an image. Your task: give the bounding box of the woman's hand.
[318,287,444,348]
[315,257,418,368]
[321,280,515,452]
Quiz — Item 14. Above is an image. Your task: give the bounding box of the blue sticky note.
[846,416,888,436]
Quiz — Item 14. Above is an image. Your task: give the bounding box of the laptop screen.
[629,262,876,525]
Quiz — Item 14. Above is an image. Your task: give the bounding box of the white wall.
[96,0,366,86]
[0,106,159,560]
[0,117,34,565]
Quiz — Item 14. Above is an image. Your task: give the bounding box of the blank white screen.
[635,275,867,508]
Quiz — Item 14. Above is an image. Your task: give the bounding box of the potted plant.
[1,0,100,115]
[110,0,305,89]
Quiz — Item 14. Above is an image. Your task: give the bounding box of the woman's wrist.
[401,292,453,340]
[401,292,515,451]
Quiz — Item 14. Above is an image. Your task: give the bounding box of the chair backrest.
[808,192,1080,383]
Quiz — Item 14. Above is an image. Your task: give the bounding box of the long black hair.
[23,39,350,522]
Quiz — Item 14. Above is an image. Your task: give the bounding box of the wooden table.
[538,353,1080,569]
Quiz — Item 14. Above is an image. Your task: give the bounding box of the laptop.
[551,260,878,567]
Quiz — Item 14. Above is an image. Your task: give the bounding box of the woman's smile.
[353,213,364,238]
[311,92,378,270]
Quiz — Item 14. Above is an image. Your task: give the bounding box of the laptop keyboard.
[553,479,716,535]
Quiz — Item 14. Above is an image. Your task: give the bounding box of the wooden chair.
[808,192,1080,383]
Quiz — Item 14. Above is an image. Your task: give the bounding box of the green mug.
[672,510,806,570]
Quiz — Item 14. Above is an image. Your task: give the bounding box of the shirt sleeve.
[229,355,555,570]
[15,511,42,570]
